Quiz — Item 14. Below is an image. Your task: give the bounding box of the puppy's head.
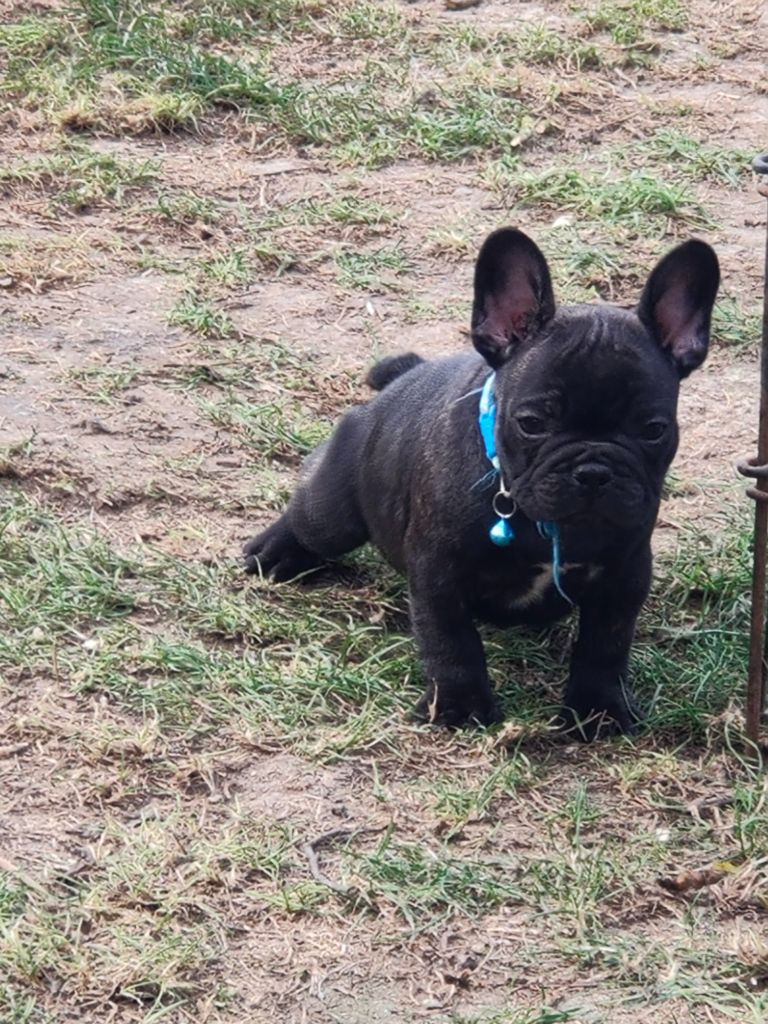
[471,229,719,530]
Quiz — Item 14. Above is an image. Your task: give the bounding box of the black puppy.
[245,229,719,737]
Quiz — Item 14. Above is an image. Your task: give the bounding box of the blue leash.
[536,520,572,605]
[478,373,573,605]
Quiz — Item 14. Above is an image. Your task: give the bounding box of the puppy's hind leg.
[244,410,370,581]
[244,519,324,582]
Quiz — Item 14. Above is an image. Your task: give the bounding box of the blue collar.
[479,373,500,471]
[478,372,573,605]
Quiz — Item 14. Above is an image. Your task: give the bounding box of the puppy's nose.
[573,462,613,490]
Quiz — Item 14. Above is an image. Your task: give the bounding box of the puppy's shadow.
[283,554,411,633]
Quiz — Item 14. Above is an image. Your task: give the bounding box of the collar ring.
[492,488,517,520]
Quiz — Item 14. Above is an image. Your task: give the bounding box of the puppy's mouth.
[500,441,659,530]
[513,476,651,528]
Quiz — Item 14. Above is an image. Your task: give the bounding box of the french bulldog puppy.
[244,229,719,738]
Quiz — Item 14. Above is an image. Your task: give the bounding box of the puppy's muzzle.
[572,462,613,493]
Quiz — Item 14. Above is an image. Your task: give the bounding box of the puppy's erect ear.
[471,228,556,368]
[637,239,720,378]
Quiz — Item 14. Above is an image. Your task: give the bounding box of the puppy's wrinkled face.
[495,306,680,529]
[470,228,719,533]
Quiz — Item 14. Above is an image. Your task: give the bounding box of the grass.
[153,190,221,225]
[630,508,753,737]
[1,1,540,163]
[430,755,538,826]
[0,807,265,1016]
[0,485,753,747]
[280,80,537,166]
[712,296,763,350]
[0,875,26,925]
[405,87,536,163]
[335,243,413,290]
[0,232,112,292]
[67,364,141,402]
[198,247,253,287]
[494,164,709,229]
[582,0,688,44]
[172,0,322,39]
[263,192,401,230]
[468,1013,583,1024]
[0,460,764,1017]
[348,835,524,929]
[538,223,642,303]
[2,1,288,131]
[202,393,331,459]
[0,141,160,211]
[2,0,767,1019]
[628,130,753,187]
[512,26,603,69]
[0,491,412,740]
[168,292,238,339]
[400,293,470,324]
[164,235,300,342]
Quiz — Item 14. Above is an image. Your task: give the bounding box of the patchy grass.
[168,292,238,339]
[629,130,753,187]
[0,142,160,211]
[0,807,282,1016]
[335,243,413,290]
[0,232,113,292]
[165,240,296,341]
[713,296,763,350]
[582,0,688,44]
[5,0,290,129]
[494,164,709,229]
[153,189,222,226]
[633,511,752,737]
[540,224,642,303]
[67,364,142,403]
[1,0,540,163]
[347,835,524,928]
[512,25,604,69]
[430,755,539,827]
[1,471,763,1018]
[263,192,401,230]
[202,393,332,459]
[1,0,766,1020]
[0,449,764,1017]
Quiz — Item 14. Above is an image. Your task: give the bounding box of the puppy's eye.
[517,415,548,437]
[641,420,667,442]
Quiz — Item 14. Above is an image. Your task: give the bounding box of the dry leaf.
[658,866,728,893]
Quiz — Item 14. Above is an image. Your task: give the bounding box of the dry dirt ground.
[1,1,768,1023]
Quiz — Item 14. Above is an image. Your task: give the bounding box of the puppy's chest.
[468,554,602,623]
[507,560,600,609]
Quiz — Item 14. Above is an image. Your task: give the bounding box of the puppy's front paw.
[557,687,644,741]
[413,682,502,730]
[243,521,322,582]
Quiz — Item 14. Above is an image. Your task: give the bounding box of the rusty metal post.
[737,154,768,746]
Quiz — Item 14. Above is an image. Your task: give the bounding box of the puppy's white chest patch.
[508,562,600,610]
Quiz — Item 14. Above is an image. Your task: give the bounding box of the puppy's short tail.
[366,352,424,391]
